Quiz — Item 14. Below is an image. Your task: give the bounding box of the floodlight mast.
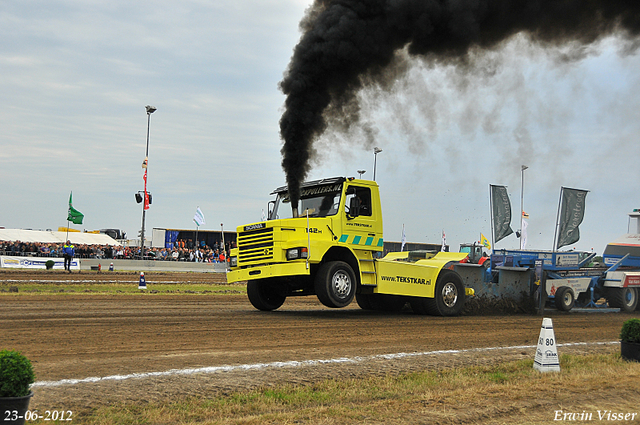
[139,105,156,258]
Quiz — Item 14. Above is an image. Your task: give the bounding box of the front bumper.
[226,261,310,283]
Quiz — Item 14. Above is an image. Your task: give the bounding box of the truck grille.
[237,226,274,264]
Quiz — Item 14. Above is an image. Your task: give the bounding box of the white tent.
[0,229,121,246]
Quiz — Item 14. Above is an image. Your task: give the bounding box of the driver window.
[345,186,372,217]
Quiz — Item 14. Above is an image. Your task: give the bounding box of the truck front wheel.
[247,279,286,311]
[315,261,356,308]
[411,271,465,316]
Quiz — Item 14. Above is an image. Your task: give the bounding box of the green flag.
[556,187,588,249]
[490,185,514,243]
[67,192,84,225]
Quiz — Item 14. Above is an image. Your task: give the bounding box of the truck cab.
[227,177,471,315]
[227,177,382,306]
[459,243,485,264]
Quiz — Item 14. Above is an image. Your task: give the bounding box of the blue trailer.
[489,247,640,312]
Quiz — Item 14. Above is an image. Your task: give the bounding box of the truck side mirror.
[267,200,276,220]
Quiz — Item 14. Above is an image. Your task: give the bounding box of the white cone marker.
[534,317,560,372]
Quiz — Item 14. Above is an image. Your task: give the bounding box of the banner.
[556,187,588,249]
[400,224,406,252]
[490,185,514,243]
[193,207,206,227]
[441,230,446,252]
[143,169,150,210]
[67,192,84,225]
[1,256,78,270]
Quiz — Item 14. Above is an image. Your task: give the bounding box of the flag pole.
[489,185,495,249]
[195,206,199,249]
[520,165,528,250]
[66,192,70,241]
[221,223,226,269]
[552,187,564,252]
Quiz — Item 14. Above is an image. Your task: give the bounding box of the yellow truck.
[227,177,474,316]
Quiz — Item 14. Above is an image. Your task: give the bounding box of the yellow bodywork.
[227,177,473,301]
[374,251,468,298]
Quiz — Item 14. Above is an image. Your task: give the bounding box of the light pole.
[140,105,156,258]
[373,147,382,181]
[357,170,366,178]
[220,223,227,269]
[520,165,528,249]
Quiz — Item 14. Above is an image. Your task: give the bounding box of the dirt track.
[0,270,636,417]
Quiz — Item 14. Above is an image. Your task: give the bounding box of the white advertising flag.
[520,218,528,249]
[193,207,206,227]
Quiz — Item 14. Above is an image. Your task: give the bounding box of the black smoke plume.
[279,0,640,210]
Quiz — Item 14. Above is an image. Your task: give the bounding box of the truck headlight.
[230,256,238,267]
[286,247,308,260]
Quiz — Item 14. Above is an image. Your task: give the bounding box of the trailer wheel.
[554,287,575,312]
[411,271,465,316]
[315,261,356,308]
[608,287,639,313]
[247,279,286,311]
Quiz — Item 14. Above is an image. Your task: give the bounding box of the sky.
[2,0,640,255]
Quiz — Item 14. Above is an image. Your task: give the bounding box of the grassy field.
[5,276,638,424]
[26,352,640,425]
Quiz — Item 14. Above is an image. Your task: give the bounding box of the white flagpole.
[520,165,528,250]
[489,185,495,250]
[553,187,564,252]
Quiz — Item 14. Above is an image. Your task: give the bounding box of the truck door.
[340,185,381,249]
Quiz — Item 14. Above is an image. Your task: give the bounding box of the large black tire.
[314,261,356,308]
[410,271,465,316]
[554,286,575,312]
[247,279,286,311]
[608,287,639,313]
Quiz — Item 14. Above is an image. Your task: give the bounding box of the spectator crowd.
[0,239,233,263]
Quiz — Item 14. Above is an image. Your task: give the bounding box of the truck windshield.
[269,184,343,220]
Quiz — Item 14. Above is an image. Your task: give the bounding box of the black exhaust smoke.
[279,0,640,210]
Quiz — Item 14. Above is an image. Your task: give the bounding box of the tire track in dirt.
[1,270,637,417]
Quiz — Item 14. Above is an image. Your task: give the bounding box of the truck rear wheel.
[608,287,638,313]
[315,261,356,308]
[410,271,465,316]
[247,279,286,311]
[554,287,575,312]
